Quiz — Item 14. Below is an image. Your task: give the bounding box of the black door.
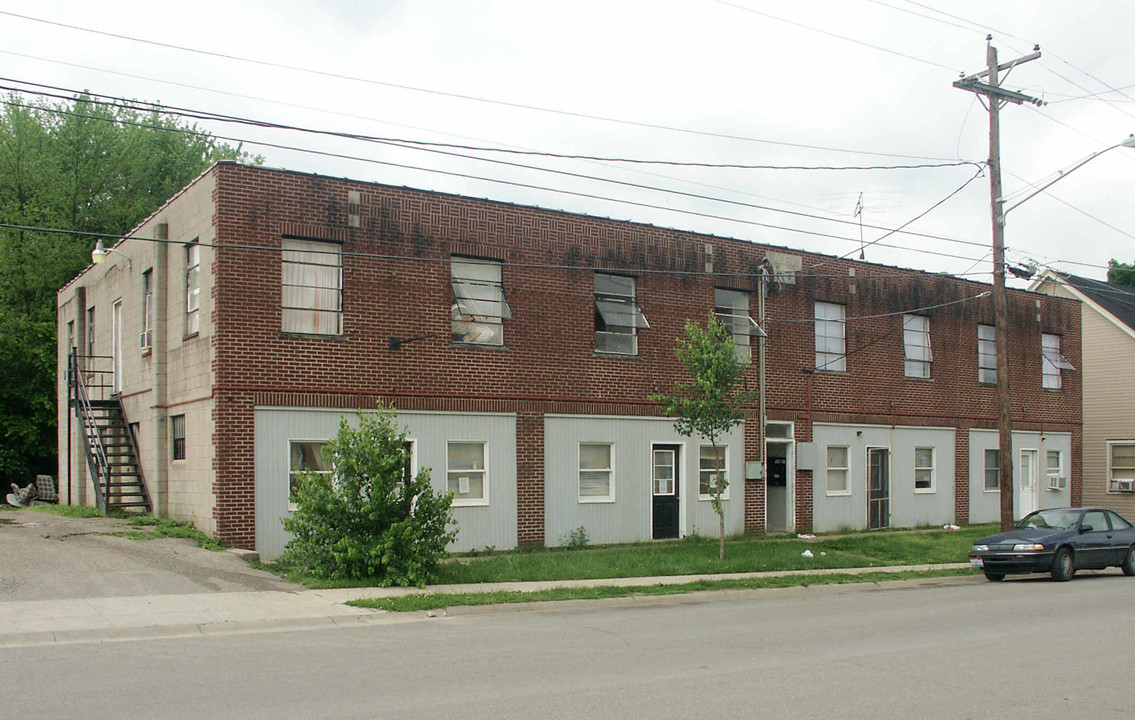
[868,448,889,530]
[653,446,680,540]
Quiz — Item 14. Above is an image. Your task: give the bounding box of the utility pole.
[954,37,1044,532]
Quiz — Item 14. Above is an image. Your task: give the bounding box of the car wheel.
[1122,547,1135,577]
[1051,547,1075,582]
[983,570,1005,582]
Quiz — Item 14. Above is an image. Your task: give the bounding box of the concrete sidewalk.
[0,562,973,647]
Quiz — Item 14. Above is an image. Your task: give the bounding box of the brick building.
[57,162,1082,559]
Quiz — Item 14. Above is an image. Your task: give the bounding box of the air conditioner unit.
[139,330,152,349]
[1116,479,1135,493]
[1047,475,1067,491]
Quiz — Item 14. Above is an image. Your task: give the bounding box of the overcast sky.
[3,0,1132,285]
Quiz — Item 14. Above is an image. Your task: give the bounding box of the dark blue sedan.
[969,507,1135,582]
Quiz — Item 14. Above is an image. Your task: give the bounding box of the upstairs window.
[814,302,846,371]
[977,324,997,384]
[281,238,343,335]
[594,273,648,355]
[903,314,932,378]
[715,288,758,362]
[186,240,200,335]
[86,307,96,356]
[451,257,511,345]
[1041,333,1073,390]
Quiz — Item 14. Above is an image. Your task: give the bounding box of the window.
[715,288,758,362]
[1041,333,1073,390]
[826,445,849,495]
[1108,442,1135,492]
[1108,511,1133,530]
[977,324,997,384]
[171,414,186,460]
[815,302,846,371]
[699,445,729,500]
[1082,510,1109,533]
[447,441,488,505]
[67,320,74,350]
[451,257,511,345]
[186,240,200,335]
[903,314,932,378]
[594,273,649,355]
[87,307,96,356]
[766,422,793,440]
[914,447,935,492]
[281,238,342,335]
[578,443,614,502]
[984,448,1000,491]
[289,440,331,511]
[141,269,154,350]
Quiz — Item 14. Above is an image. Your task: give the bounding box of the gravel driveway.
[0,507,301,601]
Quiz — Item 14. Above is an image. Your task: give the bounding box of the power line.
[0,221,995,281]
[0,88,995,259]
[0,76,977,172]
[0,9,962,162]
[711,0,958,72]
[770,291,991,323]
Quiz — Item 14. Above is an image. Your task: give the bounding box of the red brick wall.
[206,162,1081,548]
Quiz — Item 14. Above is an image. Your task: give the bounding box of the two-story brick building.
[57,161,1082,559]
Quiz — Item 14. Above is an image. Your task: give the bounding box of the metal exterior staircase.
[68,350,152,513]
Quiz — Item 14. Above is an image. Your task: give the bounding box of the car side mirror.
[1080,524,1094,534]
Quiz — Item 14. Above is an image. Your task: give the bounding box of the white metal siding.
[967,429,1072,523]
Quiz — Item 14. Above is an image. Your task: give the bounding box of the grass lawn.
[279,525,994,589]
[349,567,979,612]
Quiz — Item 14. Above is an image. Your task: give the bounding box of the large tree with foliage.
[282,410,457,586]
[651,314,755,560]
[0,93,251,484]
[1107,259,1135,287]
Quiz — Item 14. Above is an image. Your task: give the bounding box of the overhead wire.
[0,86,996,260]
[0,8,962,162]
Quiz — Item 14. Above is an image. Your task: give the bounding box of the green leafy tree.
[650,314,755,560]
[1107,259,1135,287]
[0,93,251,484]
[282,410,458,586]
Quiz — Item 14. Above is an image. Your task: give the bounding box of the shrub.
[281,409,457,586]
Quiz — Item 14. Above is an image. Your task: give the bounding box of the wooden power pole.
[954,37,1044,531]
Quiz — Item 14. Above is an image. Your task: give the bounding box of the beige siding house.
[1030,270,1135,515]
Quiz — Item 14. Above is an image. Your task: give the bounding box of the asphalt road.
[5,572,1134,719]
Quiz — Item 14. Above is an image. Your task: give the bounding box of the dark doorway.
[652,445,680,539]
[867,447,890,530]
[766,445,788,533]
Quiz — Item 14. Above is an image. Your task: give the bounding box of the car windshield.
[1016,509,1080,530]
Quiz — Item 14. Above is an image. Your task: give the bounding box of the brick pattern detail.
[954,427,971,524]
[202,163,1082,549]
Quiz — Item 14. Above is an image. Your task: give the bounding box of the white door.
[1018,449,1039,519]
[112,300,123,394]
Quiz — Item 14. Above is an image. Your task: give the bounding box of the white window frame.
[447,440,489,506]
[141,269,154,351]
[902,314,932,379]
[826,445,850,496]
[451,257,511,346]
[281,237,343,335]
[578,442,615,503]
[594,273,649,355]
[288,439,332,512]
[977,324,997,384]
[1045,449,1066,490]
[186,240,200,336]
[1107,441,1135,493]
[698,444,730,501]
[983,448,1001,492]
[714,288,757,362]
[1041,333,1073,390]
[914,446,935,493]
[86,307,96,357]
[815,302,846,372]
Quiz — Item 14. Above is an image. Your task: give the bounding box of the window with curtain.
[281,238,343,335]
[1041,333,1074,389]
[451,257,511,345]
[715,288,757,362]
[903,314,932,378]
[815,302,846,371]
[594,273,649,355]
[186,240,200,335]
[978,324,997,384]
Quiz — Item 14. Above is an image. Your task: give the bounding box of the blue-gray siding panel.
[968,430,1072,524]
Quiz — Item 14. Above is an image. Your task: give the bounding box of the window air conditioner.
[1047,475,1066,491]
[1116,479,1135,493]
[139,330,152,349]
